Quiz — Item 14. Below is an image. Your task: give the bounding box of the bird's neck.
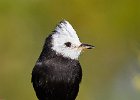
[38,47,53,61]
[38,46,79,63]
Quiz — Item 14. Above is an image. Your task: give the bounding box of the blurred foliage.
[0,0,140,100]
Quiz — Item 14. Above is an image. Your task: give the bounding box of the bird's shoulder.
[32,57,82,83]
[32,57,81,75]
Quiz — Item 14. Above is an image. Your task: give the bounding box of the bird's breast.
[44,58,82,84]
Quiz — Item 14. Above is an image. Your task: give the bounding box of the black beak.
[79,43,95,49]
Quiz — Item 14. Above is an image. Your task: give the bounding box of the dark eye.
[64,42,71,47]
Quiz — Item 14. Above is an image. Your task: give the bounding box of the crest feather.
[51,20,82,59]
[54,20,79,40]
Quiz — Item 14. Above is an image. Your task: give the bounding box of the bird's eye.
[64,42,71,47]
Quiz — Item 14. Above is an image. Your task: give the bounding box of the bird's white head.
[51,20,94,60]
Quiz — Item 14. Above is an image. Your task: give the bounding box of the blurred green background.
[0,0,140,100]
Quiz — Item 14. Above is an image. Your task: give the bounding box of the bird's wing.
[31,62,50,100]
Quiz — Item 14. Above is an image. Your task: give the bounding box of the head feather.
[51,20,82,59]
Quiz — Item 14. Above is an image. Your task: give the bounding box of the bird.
[31,20,94,100]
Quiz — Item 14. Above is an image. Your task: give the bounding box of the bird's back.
[32,55,82,100]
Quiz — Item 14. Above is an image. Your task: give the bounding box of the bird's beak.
[79,43,95,50]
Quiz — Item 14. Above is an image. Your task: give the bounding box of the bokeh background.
[0,0,140,100]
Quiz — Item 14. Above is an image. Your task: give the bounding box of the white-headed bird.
[32,20,94,100]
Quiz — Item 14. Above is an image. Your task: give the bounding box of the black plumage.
[31,20,94,100]
[32,33,82,100]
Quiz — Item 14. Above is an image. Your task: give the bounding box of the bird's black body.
[32,35,82,100]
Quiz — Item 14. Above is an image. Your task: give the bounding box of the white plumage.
[51,20,82,59]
